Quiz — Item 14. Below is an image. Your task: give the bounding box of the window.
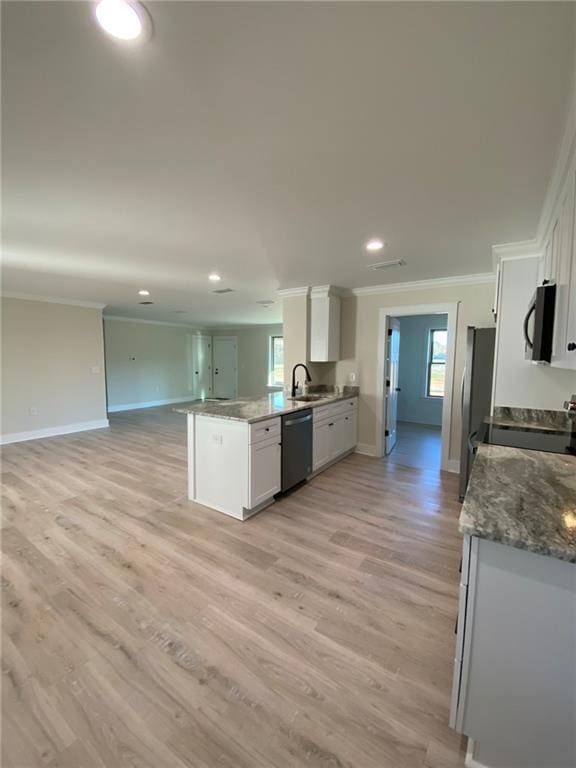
[269,335,284,387]
[427,329,447,397]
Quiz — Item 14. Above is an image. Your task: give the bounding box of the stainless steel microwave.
[523,281,556,363]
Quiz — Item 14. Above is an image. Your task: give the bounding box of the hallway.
[385,422,442,472]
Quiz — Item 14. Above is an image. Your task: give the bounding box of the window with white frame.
[268,335,284,387]
[426,329,447,397]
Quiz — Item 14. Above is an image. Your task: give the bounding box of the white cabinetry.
[450,536,575,768]
[313,398,357,471]
[192,415,281,520]
[310,286,341,362]
[539,161,576,369]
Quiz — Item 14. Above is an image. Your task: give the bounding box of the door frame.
[375,302,459,473]
[212,335,238,398]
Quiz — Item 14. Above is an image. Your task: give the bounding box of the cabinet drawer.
[249,417,281,445]
[314,398,357,423]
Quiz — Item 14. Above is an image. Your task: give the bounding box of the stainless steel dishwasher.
[281,409,313,492]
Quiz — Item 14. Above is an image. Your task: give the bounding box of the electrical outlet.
[29,406,38,416]
[212,433,223,445]
[91,365,101,374]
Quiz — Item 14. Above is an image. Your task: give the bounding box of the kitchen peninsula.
[175,390,358,520]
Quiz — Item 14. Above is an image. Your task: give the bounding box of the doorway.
[188,334,213,400]
[377,303,458,473]
[213,336,238,399]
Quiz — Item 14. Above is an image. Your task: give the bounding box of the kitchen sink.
[290,394,326,402]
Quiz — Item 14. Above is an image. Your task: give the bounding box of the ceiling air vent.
[139,300,154,305]
[213,288,235,294]
[257,300,274,306]
[367,259,405,271]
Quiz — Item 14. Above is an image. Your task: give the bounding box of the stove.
[479,422,576,456]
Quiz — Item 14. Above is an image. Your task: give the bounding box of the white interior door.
[189,335,212,399]
[213,337,237,399]
[385,318,401,454]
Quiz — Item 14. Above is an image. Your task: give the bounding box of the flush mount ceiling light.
[138,289,150,296]
[208,272,222,282]
[367,259,406,271]
[94,0,151,42]
[365,238,385,252]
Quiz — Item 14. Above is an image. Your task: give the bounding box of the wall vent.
[139,301,154,305]
[213,288,235,294]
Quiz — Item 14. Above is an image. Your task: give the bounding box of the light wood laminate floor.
[2,406,466,768]
[386,422,442,471]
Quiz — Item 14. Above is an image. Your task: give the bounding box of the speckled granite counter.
[459,444,576,562]
[174,391,356,424]
[487,406,575,435]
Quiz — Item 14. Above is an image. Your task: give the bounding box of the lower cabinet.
[313,399,358,472]
[249,438,281,508]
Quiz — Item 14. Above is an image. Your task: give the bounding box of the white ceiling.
[2,1,574,326]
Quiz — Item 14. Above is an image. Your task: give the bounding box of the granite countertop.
[487,406,575,436]
[460,444,576,563]
[173,390,357,424]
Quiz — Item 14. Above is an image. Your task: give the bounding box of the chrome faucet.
[291,363,312,398]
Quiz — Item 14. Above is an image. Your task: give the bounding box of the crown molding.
[1,292,107,309]
[491,239,542,270]
[276,286,310,299]
[347,272,495,297]
[310,285,344,298]
[104,315,206,330]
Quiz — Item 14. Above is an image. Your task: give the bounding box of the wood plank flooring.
[386,422,442,471]
[1,407,467,768]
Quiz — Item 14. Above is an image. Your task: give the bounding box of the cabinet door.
[552,168,576,368]
[249,439,281,509]
[341,412,357,453]
[313,420,332,471]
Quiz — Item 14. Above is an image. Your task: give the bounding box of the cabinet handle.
[568,342,576,352]
[265,427,270,431]
[328,422,334,427]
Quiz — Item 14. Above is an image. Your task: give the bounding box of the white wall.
[104,318,202,410]
[333,280,496,459]
[1,298,108,442]
[104,318,282,410]
[492,257,576,410]
[397,314,447,426]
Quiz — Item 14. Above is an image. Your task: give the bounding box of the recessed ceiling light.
[94,0,150,42]
[138,289,150,296]
[208,273,222,282]
[365,238,385,252]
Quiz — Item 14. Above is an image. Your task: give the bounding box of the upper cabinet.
[539,164,576,370]
[309,286,341,362]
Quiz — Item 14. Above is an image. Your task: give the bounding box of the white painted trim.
[310,285,344,298]
[107,396,195,413]
[277,286,311,298]
[444,458,460,474]
[348,273,494,297]
[491,239,541,264]
[1,292,106,309]
[104,315,206,330]
[355,443,378,457]
[464,739,491,768]
[0,419,109,445]
[375,303,458,474]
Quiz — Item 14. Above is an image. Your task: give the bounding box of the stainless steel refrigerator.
[459,327,496,500]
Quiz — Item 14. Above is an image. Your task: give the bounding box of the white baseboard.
[107,396,195,413]
[1,419,109,445]
[465,739,491,768]
[443,458,460,474]
[355,443,379,457]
